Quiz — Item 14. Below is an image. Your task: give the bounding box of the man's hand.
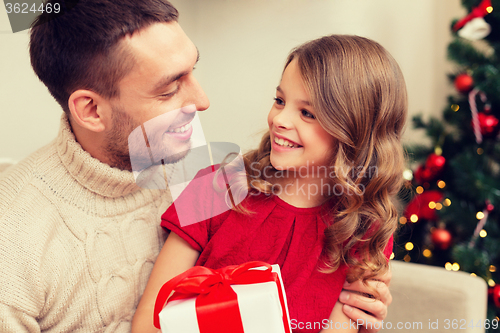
[338,268,392,333]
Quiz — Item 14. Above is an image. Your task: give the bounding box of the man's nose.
[187,75,210,112]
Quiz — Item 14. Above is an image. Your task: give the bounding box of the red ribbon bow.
[453,0,492,31]
[153,261,290,333]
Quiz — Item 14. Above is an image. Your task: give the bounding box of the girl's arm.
[320,301,359,333]
[132,232,200,333]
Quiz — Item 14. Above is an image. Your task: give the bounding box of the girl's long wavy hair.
[219,35,407,285]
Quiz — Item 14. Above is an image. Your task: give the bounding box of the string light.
[403,254,411,262]
[437,180,446,188]
[477,148,483,155]
[486,6,493,13]
[451,104,459,112]
[434,146,442,155]
[489,265,497,273]
[470,273,477,277]
[403,169,413,181]
[488,279,496,287]
[445,262,453,270]
[479,229,487,238]
[405,242,414,251]
[428,201,436,209]
[410,214,419,223]
[399,216,407,224]
[389,253,395,260]
[416,186,424,194]
[423,249,432,258]
[435,203,443,210]
[452,263,460,271]
[476,211,485,220]
[444,198,451,206]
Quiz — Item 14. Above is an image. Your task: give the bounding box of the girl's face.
[268,59,336,173]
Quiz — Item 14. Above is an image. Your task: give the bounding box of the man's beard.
[104,106,191,171]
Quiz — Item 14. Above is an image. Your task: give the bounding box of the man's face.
[104,21,209,171]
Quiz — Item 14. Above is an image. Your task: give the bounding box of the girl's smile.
[271,133,303,151]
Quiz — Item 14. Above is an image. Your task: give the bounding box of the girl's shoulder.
[164,164,232,227]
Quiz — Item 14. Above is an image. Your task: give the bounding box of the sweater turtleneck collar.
[55,114,143,198]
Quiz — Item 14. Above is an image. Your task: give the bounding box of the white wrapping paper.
[158,264,291,333]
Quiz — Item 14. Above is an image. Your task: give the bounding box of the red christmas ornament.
[488,285,500,308]
[454,73,474,94]
[477,112,499,135]
[453,0,492,31]
[431,227,452,250]
[405,190,443,221]
[425,153,446,173]
[414,165,434,183]
[413,154,446,184]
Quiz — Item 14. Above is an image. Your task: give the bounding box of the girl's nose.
[272,108,293,130]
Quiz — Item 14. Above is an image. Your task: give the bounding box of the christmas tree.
[395,0,500,327]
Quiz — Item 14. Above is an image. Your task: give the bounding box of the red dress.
[161,166,393,333]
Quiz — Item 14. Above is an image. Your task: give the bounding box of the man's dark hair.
[30,0,179,113]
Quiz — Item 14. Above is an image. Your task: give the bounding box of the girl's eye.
[301,109,315,119]
[273,97,285,106]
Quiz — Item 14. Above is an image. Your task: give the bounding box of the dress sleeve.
[161,165,233,252]
[161,203,207,252]
[348,228,394,263]
[384,234,394,261]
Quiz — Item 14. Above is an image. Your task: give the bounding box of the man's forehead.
[122,21,191,57]
[117,22,198,88]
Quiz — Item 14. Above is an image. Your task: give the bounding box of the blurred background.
[0,0,464,161]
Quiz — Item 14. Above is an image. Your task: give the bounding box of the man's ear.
[68,90,111,132]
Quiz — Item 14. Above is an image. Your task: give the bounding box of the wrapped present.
[154,261,292,333]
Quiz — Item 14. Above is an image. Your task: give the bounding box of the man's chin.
[158,148,190,165]
[159,138,192,164]
[131,148,190,171]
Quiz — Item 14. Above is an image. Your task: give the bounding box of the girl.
[133,34,407,333]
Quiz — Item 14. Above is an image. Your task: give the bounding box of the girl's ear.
[68,89,111,133]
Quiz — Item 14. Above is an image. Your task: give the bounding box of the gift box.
[154,261,292,333]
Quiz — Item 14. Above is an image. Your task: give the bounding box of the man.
[0,1,391,332]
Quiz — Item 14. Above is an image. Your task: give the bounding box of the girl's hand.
[338,268,392,333]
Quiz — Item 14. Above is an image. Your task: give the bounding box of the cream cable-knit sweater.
[0,115,173,332]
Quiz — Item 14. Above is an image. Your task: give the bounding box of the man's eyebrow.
[276,85,311,106]
[151,48,200,95]
[151,71,187,95]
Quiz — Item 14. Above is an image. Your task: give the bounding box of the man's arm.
[0,180,43,333]
[0,304,39,332]
[339,268,392,333]
[132,232,200,333]
[319,301,359,333]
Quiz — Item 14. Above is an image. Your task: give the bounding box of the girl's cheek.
[267,109,276,127]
